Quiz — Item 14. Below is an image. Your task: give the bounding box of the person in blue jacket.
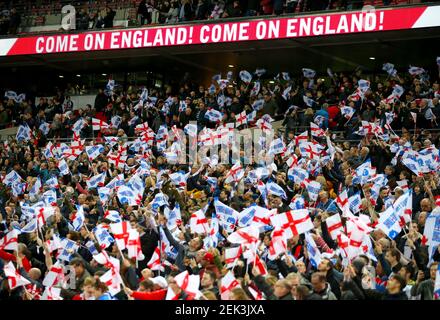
[93,280,117,300]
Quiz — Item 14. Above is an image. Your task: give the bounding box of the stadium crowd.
[1,0,436,35]
[0,59,439,300]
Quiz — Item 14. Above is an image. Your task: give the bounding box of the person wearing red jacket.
[0,246,32,273]
[124,279,167,300]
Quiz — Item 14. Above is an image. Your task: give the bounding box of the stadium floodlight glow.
[369,57,376,60]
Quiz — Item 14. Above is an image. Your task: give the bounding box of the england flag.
[270,209,314,239]
[190,206,209,234]
[4,262,31,289]
[91,118,109,130]
[127,229,145,261]
[325,213,344,239]
[227,226,259,244]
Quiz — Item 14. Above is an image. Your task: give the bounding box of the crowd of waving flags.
[2,59,440,300]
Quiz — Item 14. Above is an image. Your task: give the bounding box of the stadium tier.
[0,0,439,305]
[0,0,437,36]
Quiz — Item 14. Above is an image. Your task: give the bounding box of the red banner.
[0,5,438,56]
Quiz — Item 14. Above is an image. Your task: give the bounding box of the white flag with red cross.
[336,189,350,216]
[42,261,65,288]
[108,152,127,169]
[147,246,164,271]
[325,213,344,240]
[36,207,56,230]
[224,245,243,269]
[165,271,201,300]
[91,118,109,130]
[270,209,314,239]
[235,110,247,126]
[0,229,19,251]
[4,262,31,289]
[227,226,260,245]
[248,286,265,300]
[224,162,244,184]
[268,228,287,260]
[190,207,210,234]
[100,268,123,296]
[110,221,132,251]
[127,229,145,261]
[220,271,241,300]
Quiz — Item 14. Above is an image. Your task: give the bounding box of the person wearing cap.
[198,251,221,279]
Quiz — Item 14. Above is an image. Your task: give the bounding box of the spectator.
[178,0,193,22]
[223,0,242,18]
[195,0,209,20]
[165,1,179,24]
[138,0,152,25]
[77,8,90,31]
[8,8,20,35]
[103,6,116,29]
